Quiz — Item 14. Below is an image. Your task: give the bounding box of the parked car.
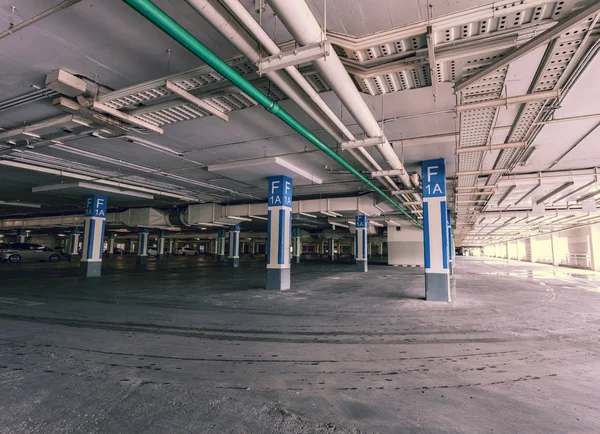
[147,247,158,256]
[0,243,60,263]
[113,247,125,255]
[175,247,199,256]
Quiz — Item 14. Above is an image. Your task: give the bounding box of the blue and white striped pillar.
[292,227,301,264]
[137,228,149,264]
[217,229,226,261]
[80,195,107,277]
[129,239,136,254]
[157,231,166,259]
[17,229,27,243]
[355,215,368,272]
[266,175,292,290]
[167,239,174,256]
[228,224,241,268]
[106,233,116,257]
[328,238,335,261]
[422,158,451,302]
[68,227,81,261]
[447,209,454,276]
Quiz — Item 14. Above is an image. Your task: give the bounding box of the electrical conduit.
[122,0,421,226]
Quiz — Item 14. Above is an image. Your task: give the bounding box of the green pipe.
[122,0,422,227]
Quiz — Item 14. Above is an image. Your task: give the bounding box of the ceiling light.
[299,212,317,218]
[369,221,384,227]
[0,200,42,208]
[347,220,356,225]
[51,140,63,145]
[227,216,252,221]
[122,135,184,157]
[72,118,91,127]
[387,220,402,226]
[248,215,268,221]
[331,221,349,229]
[197,222,228,227]
[32,181,155,200]
[22,131,41,139]
[201,227,207,230]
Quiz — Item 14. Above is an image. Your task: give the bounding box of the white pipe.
[185,0,399,192]
[268,0,413,190]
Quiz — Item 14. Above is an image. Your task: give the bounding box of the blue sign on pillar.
[267,175,292,290]
[80,195,108,277]
[228,223,241,268]
[355,215,368,272]
[422,159,450,302]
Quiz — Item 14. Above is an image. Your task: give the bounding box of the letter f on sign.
[271,180,280,194]
[427,165,439,182]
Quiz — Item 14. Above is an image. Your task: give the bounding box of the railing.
[560,254,592,269]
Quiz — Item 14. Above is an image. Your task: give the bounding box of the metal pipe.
[267,0,414,190]
[0,0,82,39]
[186,0,399,193]
[122,0,422,226]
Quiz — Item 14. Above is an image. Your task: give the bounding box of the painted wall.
[387,226,424,266]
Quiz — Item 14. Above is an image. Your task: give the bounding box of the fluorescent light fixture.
[374,204,385,213]
[197,222,228,227]
[387,219,402,226]
[347,220,356,225]
[72,118,91,127]
[7,140,16,145]
[369,221,384,227]
[321,210,342,217]
[32,181,155,200]
[0,200,42,208]
[51,140,63,145]
[358,209,369,216]
[121,135,184,157]
[227,216,252,222]
[22,131,41,139]
[248,215,268,221]
[299,212,317,218]
[201,227,207,230]
[331,222,349,229]
[57,234,66,237]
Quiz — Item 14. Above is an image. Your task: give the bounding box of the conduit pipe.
[0,0,82,40]
[267,0,414,191]
[215,0,398,193]
[122,0,421,226]
[184,0,399,193]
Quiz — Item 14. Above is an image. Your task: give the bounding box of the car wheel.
[8,254,21,263]
[194,251,200,256]
[49,254,60,262]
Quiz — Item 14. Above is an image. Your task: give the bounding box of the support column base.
[329,255,335,262]
[425,272,451,302]
[355,260,368,272]
[294,256,300,264]
[137,255,148,264]
[80,261,101,278]
[218,255,226,262]
[449,260,454,277]
[67,254,79,262]
[228,257,240,268]
[266,268,291,290]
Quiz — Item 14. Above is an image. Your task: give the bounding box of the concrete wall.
[387,226,424,266]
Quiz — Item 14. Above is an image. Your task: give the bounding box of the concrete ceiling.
[0,0,599,243]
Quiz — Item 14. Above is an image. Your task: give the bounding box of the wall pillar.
[80,195,107,277]
[217,229,226,262]
[422,158,451,302]
[168,239,174,255]
[157,231,166,259]
[292,227,301,264]
[137,228,149,264]
[378,242,383,256]
[266,175,292,290]
[250,239,256,257]
[106,233,116,258]
[129,239,136,254]
[355,215,368,272]
[17,229,27,244]
[329,239,335,261]
[550,232,560,266]
[228,224,240,268]
[447,209,454,276]
[67,228,81,262]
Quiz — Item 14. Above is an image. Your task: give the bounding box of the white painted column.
[292,227,301,264]
[17,229,27,244]
[80,195,107,277]
[422,158,451,302]
[228,224,241,267]
[217,230,226,261]
[355,215,368,272]
[107,233,116,257]
[137,228,149,264]
[68,228,81,262]
[157,231,166,259]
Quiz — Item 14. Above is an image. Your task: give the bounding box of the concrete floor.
[1,256,599,433]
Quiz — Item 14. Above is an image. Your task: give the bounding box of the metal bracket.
[340,136,386,150]
[257,41,331,75]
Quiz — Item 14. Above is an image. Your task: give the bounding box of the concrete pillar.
[228,224,240,268]
[137,228,149,264]
[292,227,301,264]
[422,158,451,302]
[217,229,226,262]
[17,229,27,244]
[168,239,174,255]
[106,233,116,258]
[157,231,166,259]
[250,238,256,257]
[367,242,372,258]
[355,215,368,272]
[447,209,454,276]
[329,239,335,261]
[67,228,81,262]
[80,195,107,277]
[589,225,600,271]
[321,240,325,257]
[266,175,292,290]
[550,232,560,266]
[129,239,136,254]
[378,242,383,256]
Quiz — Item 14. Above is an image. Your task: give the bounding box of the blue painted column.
[80,195,107,277]
[157,231,166,259]
[422,158,451,302]
[137,228,149,264]
[217,229,226,261]
[447,209,454,277]
[17,229,27,243]
[292,227,301,264]
[355,215,368,272]
[68,227,81,262]
[228,224,241,268]
[266,175,292,290]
